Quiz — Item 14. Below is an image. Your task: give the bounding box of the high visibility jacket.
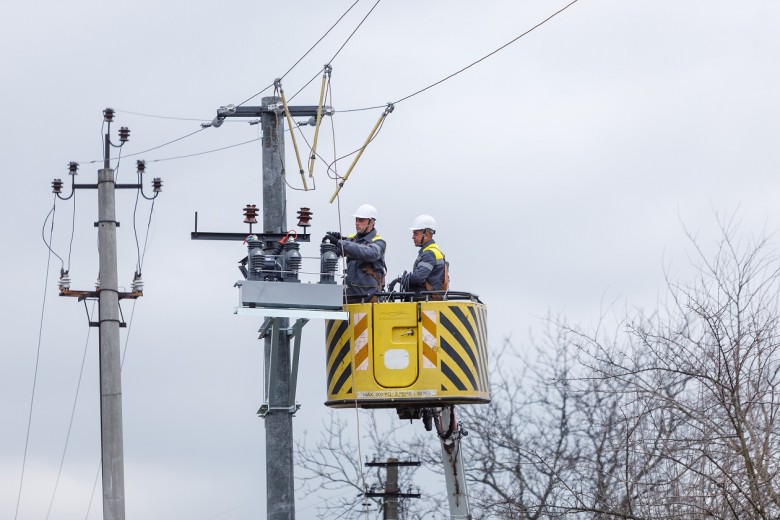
[339,228,387,298]
[409,239,447,292]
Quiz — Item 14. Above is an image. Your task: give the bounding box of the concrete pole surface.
[97,165,126,520]
[384,458,399,520]
[261,96,296,520]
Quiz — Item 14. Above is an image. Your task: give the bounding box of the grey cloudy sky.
[2,0,780,518]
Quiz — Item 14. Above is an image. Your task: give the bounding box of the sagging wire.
[42,197,65,272]
[45,301,96,520]
[145,138,259,164]
[67,189,77,274]
[76,127,207,165]
[16,195,61,520]
[287,0,382,104]
[329,102,394,203]
[237,0,362,108]
[115,109,207,122]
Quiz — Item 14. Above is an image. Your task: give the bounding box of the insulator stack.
[297,207,313,232]
[52,178,63,193]
[136,160,146,174]
[282,240,302,282]
[58,270,71,291]
[243,204,258,224]
[319,242,338,284]
[132,272,144,292]
[152,178,163,193]
[249,249,267,279]
[119,127,130,143]
[103,107,115,122]
[68,162,79,175]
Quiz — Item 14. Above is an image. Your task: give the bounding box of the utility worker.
[324,204,387,303]
[407,214,448,296]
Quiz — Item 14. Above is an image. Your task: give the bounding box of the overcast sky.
[3,0,780,518]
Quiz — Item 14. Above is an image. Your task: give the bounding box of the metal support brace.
[288,318,308,407]
[257,317,308,417]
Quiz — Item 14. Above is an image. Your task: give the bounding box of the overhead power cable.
[338,0,581,112]
[288,0,382,103]
[16,196,60,520]
[237,0,363,107]
[45,302,96,520]
[395,0,580,104]
[116,109,207,122]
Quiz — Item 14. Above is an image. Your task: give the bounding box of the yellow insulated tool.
[308,65,332,178]
[275,79,308,190]
[329,103,394,204]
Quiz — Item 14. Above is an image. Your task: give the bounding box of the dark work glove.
[324,233,341,244]
[326,231,342,240]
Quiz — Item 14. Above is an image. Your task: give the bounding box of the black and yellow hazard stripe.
[438,303,489,394]
[325,319,353,398]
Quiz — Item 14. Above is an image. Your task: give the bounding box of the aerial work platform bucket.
[324,293,490,410]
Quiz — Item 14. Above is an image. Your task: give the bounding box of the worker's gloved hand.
[388,275,401,292]
[323,230,341,243]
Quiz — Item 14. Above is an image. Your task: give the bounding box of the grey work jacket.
[338,228,387,298]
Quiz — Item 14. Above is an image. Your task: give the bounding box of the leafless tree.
[298,222,780,520]
[295,410,444,519]
[571,222,780,519]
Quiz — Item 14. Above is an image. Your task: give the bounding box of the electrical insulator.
[95,277,101,290]
[58,270,71,291]
[119,127,130,143]
[297,207,313,230]
[136,160,146,174]
[103,107,114,122]
[152,178,162,192]
[319,241,338,284]
[68,161,79,176]
[131,271,144,292]
[282,240,302,282]
[243,204,258,224]
[52,178,63,193]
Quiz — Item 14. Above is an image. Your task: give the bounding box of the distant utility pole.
[365,457,421,520]
[53,108,161,520]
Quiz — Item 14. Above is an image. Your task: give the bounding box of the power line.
[45,302,96,520]
[146,137,259,163]
[288,0,382,103]
[237,0,364,107]
[16,196,60,520]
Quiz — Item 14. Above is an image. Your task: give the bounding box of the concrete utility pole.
[201,92,339,520]
[54,108,161,520]
[364,457,421,520]
[97,114,125,520]
[261,96,295,519]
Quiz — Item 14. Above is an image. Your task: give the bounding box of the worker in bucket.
[324,204,387,303]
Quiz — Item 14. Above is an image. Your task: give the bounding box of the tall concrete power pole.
[199,95,337,519]
[261,96,296,518]
[54,108,161,520]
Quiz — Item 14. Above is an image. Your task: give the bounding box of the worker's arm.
[340,238,385,262]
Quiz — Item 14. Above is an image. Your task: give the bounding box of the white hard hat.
[410,214,437,231]
[353,204,378,220]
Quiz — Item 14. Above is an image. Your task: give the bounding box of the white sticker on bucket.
[384,349,410,369]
